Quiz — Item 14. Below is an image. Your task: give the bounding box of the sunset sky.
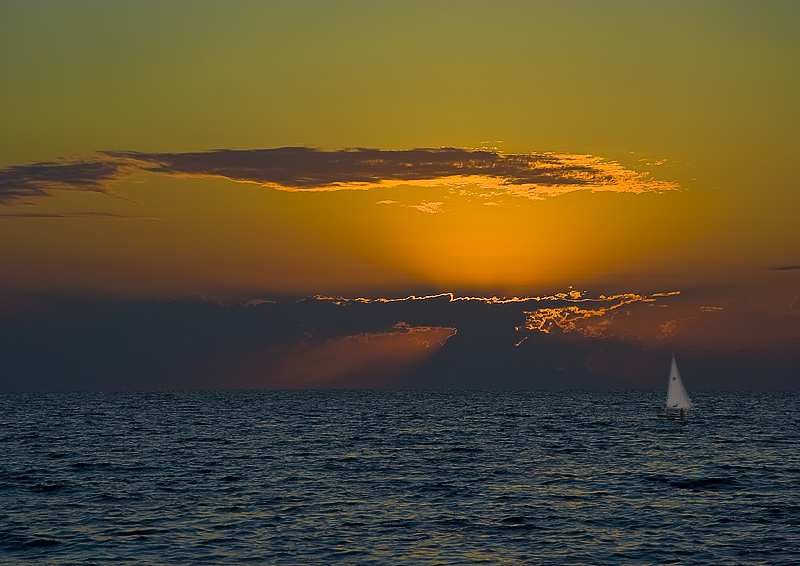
[2,1,798,390]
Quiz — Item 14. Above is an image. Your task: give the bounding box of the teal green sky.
[3,1,798,159]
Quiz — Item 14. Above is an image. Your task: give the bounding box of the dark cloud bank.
[1,292,797,391]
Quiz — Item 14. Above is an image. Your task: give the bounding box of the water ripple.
[0,389,798,564]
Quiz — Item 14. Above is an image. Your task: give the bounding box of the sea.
[1,389,798,565]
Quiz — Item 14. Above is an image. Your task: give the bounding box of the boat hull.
[656,414,693,418]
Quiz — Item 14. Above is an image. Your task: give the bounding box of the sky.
[1,0,799,390]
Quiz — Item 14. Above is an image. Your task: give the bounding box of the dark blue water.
[1,390,799,565]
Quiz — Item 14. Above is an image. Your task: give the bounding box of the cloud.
[109,147,679,196]
[0,147,679,204]
[769,265,800,271]
[376,199,445,214]
[522,292,659,336]
[0,159,136,204]
[0,212,162,221]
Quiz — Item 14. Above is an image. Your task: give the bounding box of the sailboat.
[656,355,694,418]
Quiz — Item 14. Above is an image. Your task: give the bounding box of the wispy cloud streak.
[0,212,162,221]
[0,147,679,204]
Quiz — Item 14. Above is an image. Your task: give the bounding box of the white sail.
[665,355,693,410]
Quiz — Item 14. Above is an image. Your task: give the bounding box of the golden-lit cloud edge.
[314,289,679,306]
[522,291,682,336]
[0,147,679,205]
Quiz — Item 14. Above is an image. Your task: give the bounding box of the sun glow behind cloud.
[0,147,688,295]
[244,323,457,389]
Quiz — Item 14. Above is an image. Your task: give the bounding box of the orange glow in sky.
[1,1,799,389]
